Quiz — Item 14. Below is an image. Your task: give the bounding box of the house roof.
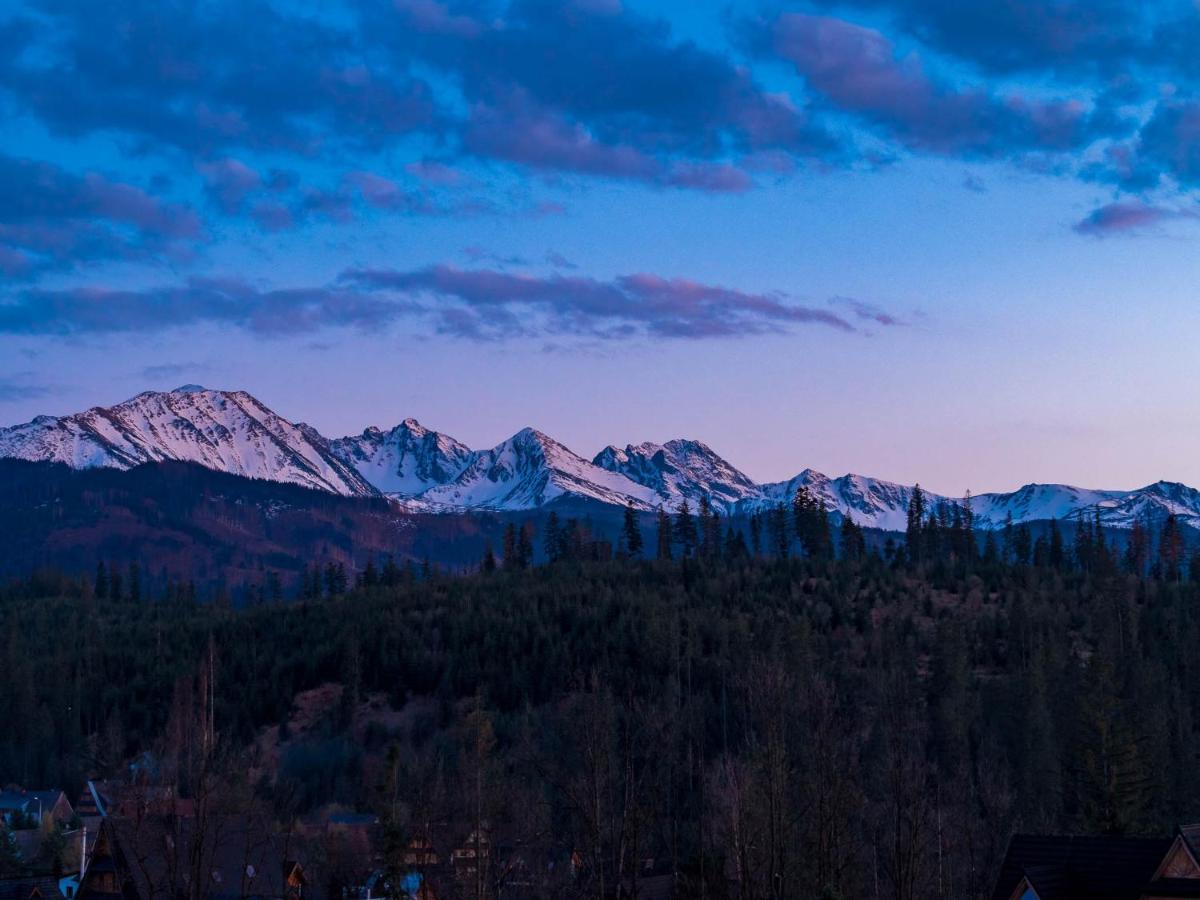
[0,876,63,900]
[0,791,67,817]
[990,834,1173,900]
[82,815,317,900]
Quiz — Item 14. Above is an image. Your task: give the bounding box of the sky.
[2,0,1200,494]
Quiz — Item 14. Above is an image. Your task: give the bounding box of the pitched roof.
[990,834,1173,900]
[0,877,63,900]
[0,791,67,817]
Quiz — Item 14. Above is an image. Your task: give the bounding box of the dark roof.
[82,815,317,900]
[0,877,62,900]
[0,791,67,817]
[990,833,1173,900]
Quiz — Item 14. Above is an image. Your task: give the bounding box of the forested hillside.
[3,513,1199,898]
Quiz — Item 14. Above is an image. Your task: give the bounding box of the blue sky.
[2,0,1199,493]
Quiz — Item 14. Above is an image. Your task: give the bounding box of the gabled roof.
[0,791,68,817]
[991,834,1173,900]
[0,877,63,900]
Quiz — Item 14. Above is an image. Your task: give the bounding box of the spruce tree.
[674,500,698,558]
[906,484,927,565]
[623,502,644,559]
[655,508,673,560]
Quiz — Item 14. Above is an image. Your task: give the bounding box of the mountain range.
[2,385,1198,531]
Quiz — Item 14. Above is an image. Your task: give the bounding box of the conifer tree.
[749,513,762,557]
[839,512,866,561]
[481,544,497,573]
[1049,518,1065,570]
[674,500,698,558]
[768,502,790,558]
[906,484,927,564]
[1159,514,1184,581]
[655,507,673,561]
[622,502,644,559]
[95,561,108,599]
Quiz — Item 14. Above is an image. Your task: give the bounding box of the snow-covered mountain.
[330,418,473,495]
[593,439,760,509]
[0,385,374,496]
[415,428,659,512]
[6,385,1200,529]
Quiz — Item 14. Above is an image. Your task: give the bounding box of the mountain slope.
[593,439,759,510]
[7,386,1200,529]
[0,386,375,496]
[417,428,659,511]
[330,418,474,495]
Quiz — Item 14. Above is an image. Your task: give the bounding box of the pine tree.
[481,544,497,573]
[622,502,644,559]
[655,507,673,561]
[362,554,379,588]
[128,561,141,603]
[674,500,698,558]
[839,513,866,561]
[1159,514,1184,581]
[1049,518,1065,570]
[95,561,108,600]
[768,502,789,559]
[906,484,927,565]
[749,513,762,557]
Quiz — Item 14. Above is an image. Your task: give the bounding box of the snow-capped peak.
[0,387,375,496]
[329,417,474,495]
[416,426,658,511]
[593,438,759,510]
[9,387,1200,529]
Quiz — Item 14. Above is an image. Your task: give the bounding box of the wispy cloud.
[0,265,908,343]
[1073,200,1198,236]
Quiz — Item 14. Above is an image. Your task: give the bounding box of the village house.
[992,826,1200,900]
[0,792,74,830]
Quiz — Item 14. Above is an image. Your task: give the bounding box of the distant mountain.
[5,385,1200,530]
[330,418,473,495]
[415,428,659,512]
[593,439,759,509]
[0,385,374,496]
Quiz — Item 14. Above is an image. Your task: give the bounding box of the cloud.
[797,0,1147,77]
[0,265,904,343]
[198,159,261,213]
[831,296,910,326]
[0,1,442,157]
[0,278,412,337]
[0,153,201,278]
[0,375,53,402]
[342,264,867,339]
[545,251,578,269]
[1073,200,1198,236]
[1,0,838,196]
[752,13,1100,158]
